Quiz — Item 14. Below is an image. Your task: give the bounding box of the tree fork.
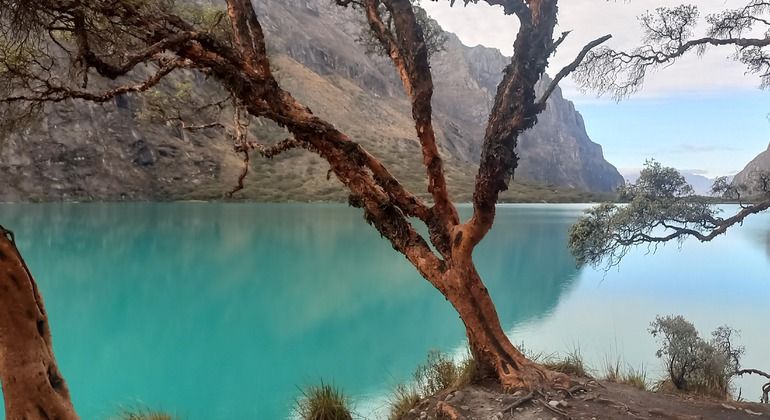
[0,227,78,420]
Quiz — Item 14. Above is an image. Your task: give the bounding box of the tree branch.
[536,34,611,109]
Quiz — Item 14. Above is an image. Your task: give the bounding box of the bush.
[295,382,353,420]
[650,315,743,398]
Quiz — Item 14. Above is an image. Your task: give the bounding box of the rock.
[733,141,770,194]
[492,413,503,420]
[460,405,470,411]
[548,400,561,408]
[721,403,737,410]
[419,411,428,420]
[744,408,762,416]
[558,400,569,408]
[450,391,465,402]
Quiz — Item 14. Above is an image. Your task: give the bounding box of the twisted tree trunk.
[0,227,78,420]
[439,265,567,390]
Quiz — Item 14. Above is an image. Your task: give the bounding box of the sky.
[421,0,770,177]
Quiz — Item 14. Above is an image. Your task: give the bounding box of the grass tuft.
[603,357,648,391]
[414,350,460,396]
[542,348,589,378]
[387,383,420,420]
[295,381,353,420]
[114,408,176,420]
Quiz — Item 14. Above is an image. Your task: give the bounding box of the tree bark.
[441,266,566,391]
[0,227,78,420]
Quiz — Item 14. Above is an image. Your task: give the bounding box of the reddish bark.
[0,0,611,405]
[0,228,78,419]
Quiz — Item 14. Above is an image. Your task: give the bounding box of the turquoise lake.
[0,203,768,419]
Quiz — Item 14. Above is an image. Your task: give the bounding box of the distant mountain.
[733,142,770,193]
[621,168,729,196]
[0,0,623,201]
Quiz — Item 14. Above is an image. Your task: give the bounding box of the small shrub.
[650,315,743,398]
[387,383,420,420]
[295,382,353,420]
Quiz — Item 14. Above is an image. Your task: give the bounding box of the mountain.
[0,0,623,202]
[733,142,770,193]
[620,168,728,196]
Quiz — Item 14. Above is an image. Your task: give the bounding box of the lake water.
[0,203,768,419]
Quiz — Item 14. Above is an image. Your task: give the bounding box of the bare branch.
[536,34,611,109]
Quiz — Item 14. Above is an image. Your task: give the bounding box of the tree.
[570,160,770,268]
[570,1,770,268]
[0,227,78,419]
[0,0,613,415]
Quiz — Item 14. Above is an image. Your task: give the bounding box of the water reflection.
[0,203,580,419]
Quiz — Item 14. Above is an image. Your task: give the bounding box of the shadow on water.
[0,203,581,419]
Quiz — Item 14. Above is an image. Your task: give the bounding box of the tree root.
[436,401,462,420]
[539,399,572,419]
[501,390,534,413]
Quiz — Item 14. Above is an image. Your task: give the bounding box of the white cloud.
[422,0,765,98]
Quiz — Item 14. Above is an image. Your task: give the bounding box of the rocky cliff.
[734,142,770,193]
[0,0,623,201]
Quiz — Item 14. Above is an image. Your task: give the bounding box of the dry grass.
[114,409,176,420]
[295,382,353,420]
[387,383,420,420]
[542,348,589,378]
[604,358,649,391]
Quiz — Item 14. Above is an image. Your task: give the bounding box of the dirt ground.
[403,380,770,420]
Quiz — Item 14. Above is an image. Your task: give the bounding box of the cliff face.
[734,142,770,192]
[0,0,623,201]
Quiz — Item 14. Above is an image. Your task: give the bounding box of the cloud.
[422,1,764,98]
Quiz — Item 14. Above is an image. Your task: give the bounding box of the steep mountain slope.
[734,142,770,192]
[0,0,623,201]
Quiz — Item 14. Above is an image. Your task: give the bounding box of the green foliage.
[650,315,743,398]
[569,159,718,268]
[295,382,354,420]
[387,383,420,420]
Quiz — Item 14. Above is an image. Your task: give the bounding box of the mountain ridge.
[0,0,624,201]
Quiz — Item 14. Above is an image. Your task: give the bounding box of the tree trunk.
[0,227,79,420]
[442,266,567,391]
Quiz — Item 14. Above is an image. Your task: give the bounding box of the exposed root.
[539,399,573,419]
[501,390,534,413]
[436,401,462,420]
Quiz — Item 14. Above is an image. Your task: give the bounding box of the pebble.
[450,390,465,402]
[548,400,561,408]
[460,405,470,411]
